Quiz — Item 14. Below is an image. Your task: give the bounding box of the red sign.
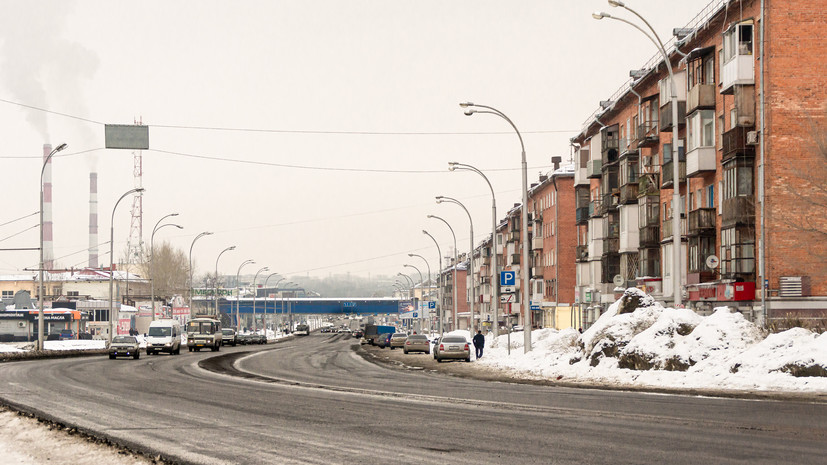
[688,281,755,302]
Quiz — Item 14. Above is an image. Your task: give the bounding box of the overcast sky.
[0,0,713,281]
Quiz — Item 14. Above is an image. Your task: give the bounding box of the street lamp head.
[592,11,609,20]
[228,246,236,251]
[407,253,414,257]
[608,0,625,7]
[458,102,474,108]
[54,143,68,152]
[173,224,183,230]
[463,109,475,116]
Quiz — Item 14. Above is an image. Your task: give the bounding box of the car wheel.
[403,350,408,354]
[134,352,140,360]
[390,346,394,350]
[425,350,430,355]
[436,358,443,363]
[465,357,471,363]
[188,347,192,352]
[109,354,115,359]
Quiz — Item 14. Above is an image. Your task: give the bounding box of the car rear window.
[407,335,427,341]
[442,336,466,343]
[392,333,407,338]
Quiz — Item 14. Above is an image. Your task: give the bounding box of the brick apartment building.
[572,0,826,327]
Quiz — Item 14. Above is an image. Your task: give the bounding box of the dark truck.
[363,324,396,345]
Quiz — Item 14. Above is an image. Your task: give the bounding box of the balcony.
[659,99,687,132]
[587,159,602,178]
[619,183,639,204]
[601,254,621,283]
[721,55,755,94]
[576,245,589,262]
[602,193,619,214]
[576,206,590,225]
[602,137,620,166]
[619,138,638,157]
[661,161,686,187]
[532,236,543,250]
[688,208,716,236]
[604,237,619,254]
[531,266,544,278]
[507,231,520,243]
[638,173,660,197]
[722,126,756,163]
[510,253,521,265]
[686,146,716,177]
[687,83,716,114]
[589,198,602,218]
[636,121,659,147]
[662,216,687,239]
[639,225,660,247]
[722,196,755,227]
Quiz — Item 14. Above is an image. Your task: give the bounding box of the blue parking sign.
[428,301,436,309]
[500,271,516,286]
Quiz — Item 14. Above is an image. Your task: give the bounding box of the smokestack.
[552,156,562,171]
[42,144,54,270]
[89,172,98,268]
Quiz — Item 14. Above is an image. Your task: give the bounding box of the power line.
[0,211,38,229]
[0,224,38,243]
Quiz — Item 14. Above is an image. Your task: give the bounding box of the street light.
[150,214,182,321]
[397,273,414,303]
[235,259,255,330]
[427,215,457,332]
[408,253,432,333]
[109,187,145,343]
[404,264,424,332]
[449,162,499,337]
[188,231,213,316]
[594,1,682,307]
[251,266,269,331]
[459,102,532,352]
[214,246,236,316]
[422,230,443,335]
[436,196,476,333]
[38,142,67,350]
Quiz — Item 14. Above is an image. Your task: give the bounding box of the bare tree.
[139,241,189,301]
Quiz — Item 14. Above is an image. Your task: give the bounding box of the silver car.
[109,335,141,360]
[403,334,430,354]
[389,333,408,350]
[433,335,470,362]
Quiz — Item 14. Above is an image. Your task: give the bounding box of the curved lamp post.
[38,142,67,350]
[460,101,531,352]
[251,266,269,331]
[214,246,236,316]
[449,162,499,337]
[427,216,457,331]
[422,230,443,335]
[188,231,213,316]
[235,259,255,330]
[150,214,182,321]
[593,1,682,308]
[436,196,476,333]
[263,272,280,334]
[109,187,145,343]
[404,264,424,332]
[408,253,432,333]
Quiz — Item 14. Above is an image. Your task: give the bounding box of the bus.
[294,324,310,336]
[186,318,222,352]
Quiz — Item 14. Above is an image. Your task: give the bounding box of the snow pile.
[477,288,827,392]
[0,344,25,353]
[43,340,106,351]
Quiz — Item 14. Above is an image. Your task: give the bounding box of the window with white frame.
[688,110,715,151]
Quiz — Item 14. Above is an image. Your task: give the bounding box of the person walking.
[472,330,485,359]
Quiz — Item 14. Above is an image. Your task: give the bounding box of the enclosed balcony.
[722,126,756,163]
[531,266,544,279]
[601,126,620,166]
[601,254,621,284]
[721,21,755,94]
[603,237,619,254]
[587,159,602,178]
[637,173,660,197]
[576,245,589,262]
[688,208,716,236]
[688,83,716,114]
[722,196,755,228]
[576,207,590,225]
[510,253,521,265]
[662,215,687,239]
[661,160,686,187]
[589,198,602,218]
[639,225,660,247]
[531,236,543,250]
[660,100,687,132]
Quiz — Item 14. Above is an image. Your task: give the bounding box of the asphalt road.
[0,333,825,464]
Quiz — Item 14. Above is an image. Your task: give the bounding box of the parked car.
[376,333,392,348]
[109,336,141,360]
[237,333,251,345]
[388,333,408,350]
[403,334,430,354]
[251,331,267,344]
[58,329,76,340]
[221,328,238,346]
[352,329,364,338]
[433,335,470,362]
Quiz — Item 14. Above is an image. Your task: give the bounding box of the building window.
[689,235,716,273]
[688,110,715,151]
[723,161,754,200]
[723,22,753,63]
[721,226,755,276]
[68,291,79,297]
[707,184,715,208]
[1,290,12,298]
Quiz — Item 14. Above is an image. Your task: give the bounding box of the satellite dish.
[705,255,720,269]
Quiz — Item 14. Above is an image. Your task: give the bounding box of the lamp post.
[422,230,443,335]
[404,264,424,332]
[593,1,682,308]
[38,142,67,350]
[408,253,432,333]
[285,282,298,332]
[460,102,532,352]
[436,196,476,334]
[272,277,286,333]
[214,246,235,316]
[235,259,255,330]
[150,214,182,321]
[263,272,280,335]
[188,231,213,316]
[449,162,499,337]
[251,266,269,332]
[108,187,145,343]
[427,215,457,332]
[397,272,414,303]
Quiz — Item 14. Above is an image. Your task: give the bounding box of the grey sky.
[0,0,712,279]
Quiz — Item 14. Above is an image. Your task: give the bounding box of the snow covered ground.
[473,288,827,393]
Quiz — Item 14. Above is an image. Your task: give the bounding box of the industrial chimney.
[89,172,98,268]
[42,144,54,270]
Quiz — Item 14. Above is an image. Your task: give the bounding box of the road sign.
[501,285,516,294]
[428,301,436,309]
[613,274,624,287]
[500,271,516,286]
[500,294,516,303]
[413,312,418,318]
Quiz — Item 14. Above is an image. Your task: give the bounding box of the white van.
[145,319,182,355]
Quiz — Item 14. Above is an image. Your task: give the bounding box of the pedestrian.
[472,330,485,359]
